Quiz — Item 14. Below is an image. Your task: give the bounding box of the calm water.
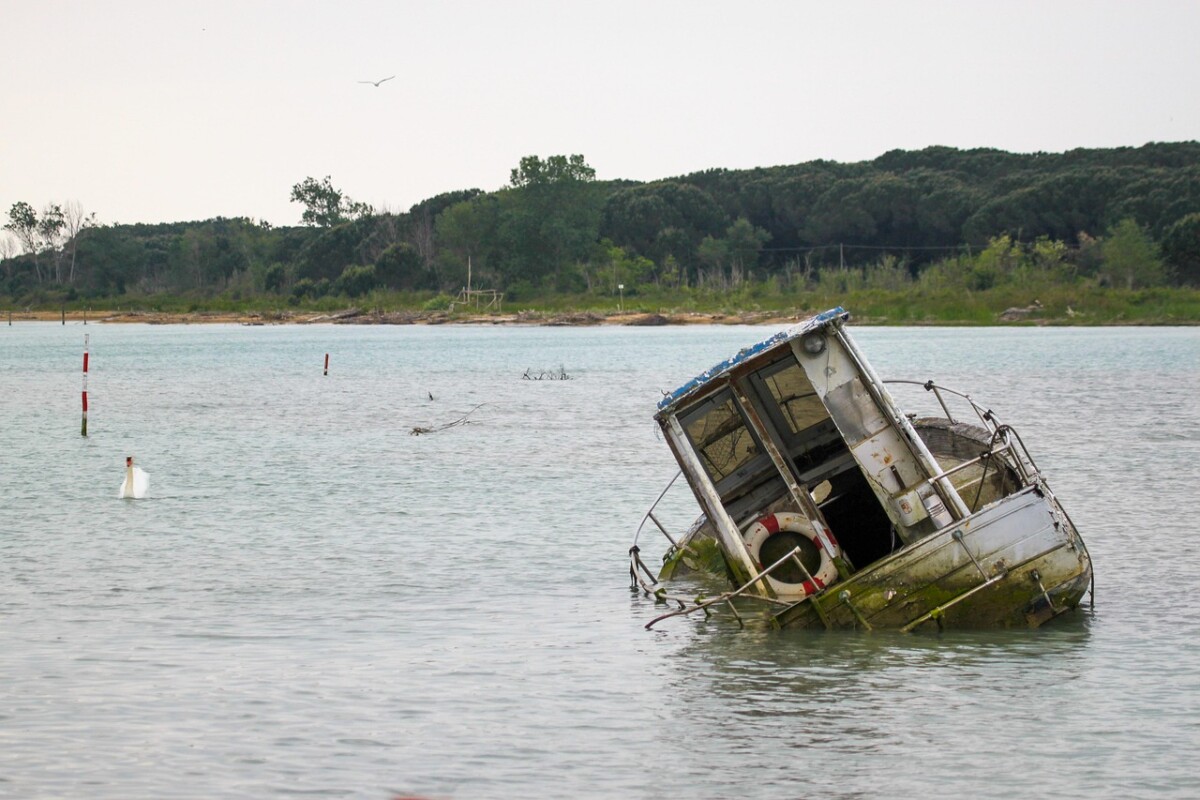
[2,320,1198,799]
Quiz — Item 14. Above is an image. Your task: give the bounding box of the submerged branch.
[522,366,572,380]
[410,403,487,436]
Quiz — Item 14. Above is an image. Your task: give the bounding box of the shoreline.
[5,308,813,327]
[5,307,1196,327]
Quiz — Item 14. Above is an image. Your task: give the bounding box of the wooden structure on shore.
[452,256,503,312]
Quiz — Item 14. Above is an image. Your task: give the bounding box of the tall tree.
[696,218,771,287]
[497,154,603,287]
[63,201,97,284]
[724,217,771,284]
[409,189,482,276]
[75,226,142,294]
[290,176,373,227]
[600,182,728,283]
[1100,218,1169,289]
[1161,213,1200,286]
[5,202,41,283]
[435,194,500,289]
[0,232,16,283]
[509,154,595,187]
[38,204,66,282]
[374,242,423,289]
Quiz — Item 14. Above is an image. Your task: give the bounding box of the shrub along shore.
[9,283,1200,326]
[6,146,1200,325]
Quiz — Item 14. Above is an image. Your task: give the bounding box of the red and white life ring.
[744,512,840,599]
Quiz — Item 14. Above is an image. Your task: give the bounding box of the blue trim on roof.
[657,307,847,413]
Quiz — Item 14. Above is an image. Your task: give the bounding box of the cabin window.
[680,390,761,484]
[755,358,828,438]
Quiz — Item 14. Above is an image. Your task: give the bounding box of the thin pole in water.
[324,353,329,376]
[81,334,89,436]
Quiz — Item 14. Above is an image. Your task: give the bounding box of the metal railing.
[633,543,823,630]
[631,469,685,552]
[886,379,1090,589]
[628,469,700,601]
[884,379,1046,488]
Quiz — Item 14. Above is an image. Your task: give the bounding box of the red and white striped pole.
[81,334,89,437]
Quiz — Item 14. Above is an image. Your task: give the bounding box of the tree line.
[4,144,1200,306]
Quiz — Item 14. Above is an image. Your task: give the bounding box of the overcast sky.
[3,0,1198,228]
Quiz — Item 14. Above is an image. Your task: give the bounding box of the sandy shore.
[6,307,805,326]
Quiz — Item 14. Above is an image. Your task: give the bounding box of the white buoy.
[118,456,150,499]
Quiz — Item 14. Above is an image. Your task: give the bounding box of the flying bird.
[359,75,395,87]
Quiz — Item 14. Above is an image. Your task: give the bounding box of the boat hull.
[774,486,1092,630]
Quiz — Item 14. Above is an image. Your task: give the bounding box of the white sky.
[3,0,1198,228]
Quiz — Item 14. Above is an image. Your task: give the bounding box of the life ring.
[744,512,840,599]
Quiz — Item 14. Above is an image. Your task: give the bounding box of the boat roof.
[656,307,849,415]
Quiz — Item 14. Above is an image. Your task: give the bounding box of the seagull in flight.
[359,75,395,87]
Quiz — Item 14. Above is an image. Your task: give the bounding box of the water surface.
[2,321,1197,798]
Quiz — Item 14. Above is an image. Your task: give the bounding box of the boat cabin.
[656,309,985,596]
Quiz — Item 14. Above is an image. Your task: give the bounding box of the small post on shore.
[81,334,89,436]
[324,353,329,376]
[62,305,66,325]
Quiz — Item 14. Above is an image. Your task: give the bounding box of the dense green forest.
[5,145,1200,318]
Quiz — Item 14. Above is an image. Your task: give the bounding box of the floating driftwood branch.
[410,403,486,436]
[522,365,571,380]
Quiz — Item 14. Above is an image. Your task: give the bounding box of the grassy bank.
[6,285,1200,326]
[456,284,1200,325]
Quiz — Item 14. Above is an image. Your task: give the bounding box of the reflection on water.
[2,322,1199,799]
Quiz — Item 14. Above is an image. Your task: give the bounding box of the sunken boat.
[631,308,1093,631]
